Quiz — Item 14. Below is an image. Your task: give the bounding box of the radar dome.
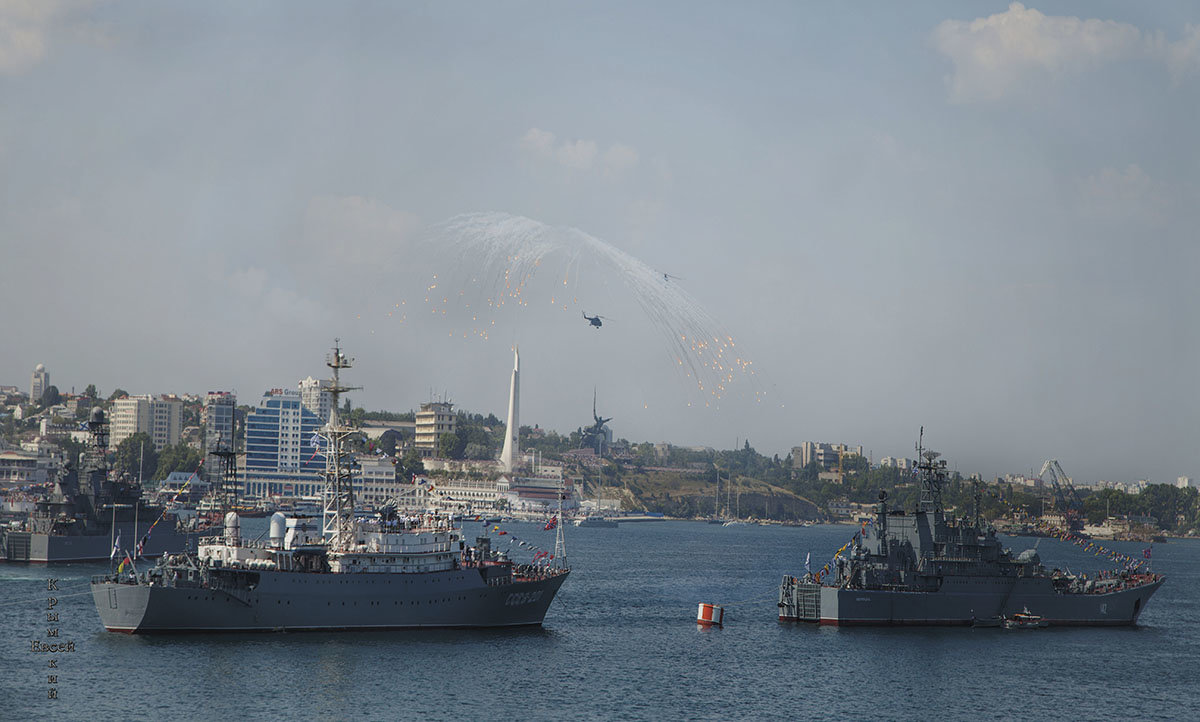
[89,407,106,423]
[269,512,287,548]
[1016,549,1041,565]
[35,363,44,372]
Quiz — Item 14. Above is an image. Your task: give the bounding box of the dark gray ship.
[779,439,1163,626]
[91,343,570,633]
[2,408,192,563]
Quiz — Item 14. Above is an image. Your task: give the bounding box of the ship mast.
[321,340,361,552]
[915,426,945,515]
[553,480,567,568]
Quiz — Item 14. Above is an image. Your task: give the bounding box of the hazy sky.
[2,2,1197,484]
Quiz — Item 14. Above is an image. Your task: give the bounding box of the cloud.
[602,143,640,176]
[0,0,90,75]
[555,138,598,170]
[1166,24,1200,79]
[519,127,556,158]
[931,3,1200,103]
[1078,164,1168,224]
[520,127,638,175]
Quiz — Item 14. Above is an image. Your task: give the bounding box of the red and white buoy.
[696,602,724,627]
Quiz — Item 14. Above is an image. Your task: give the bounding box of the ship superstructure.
[779,436,1163,626]
[2,407,191,563]
[91,343,569,633]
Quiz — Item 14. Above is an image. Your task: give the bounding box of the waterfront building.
[497,455,577,512]
[0,444,60,486]
[415,401,456,457]
[241,388,325,497]
[29,364,49,403]
[109,395,182,451]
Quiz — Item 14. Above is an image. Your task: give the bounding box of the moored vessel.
[2,408,192,563]
[778,434,1163,627]
[91,343,569,633]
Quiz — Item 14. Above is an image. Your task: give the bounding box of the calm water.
[2,521,1197,721]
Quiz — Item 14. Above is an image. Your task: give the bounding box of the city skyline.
[2,2,1197,484]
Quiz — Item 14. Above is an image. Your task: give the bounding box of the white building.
[30,363,49,403]
[792,441,864,471]
[298,376,332,423]
[1176,476,1194,489]
[109,395,183,451]
[415,401,455,456]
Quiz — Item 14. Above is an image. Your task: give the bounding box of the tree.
[396,448,425,481]
[40,385,62,408]
[154,443,203,481]
[437,432,465,460]
[55,437,86,467]
[107,388,129,402]
[83,384,99,400]
[111,433,158,481]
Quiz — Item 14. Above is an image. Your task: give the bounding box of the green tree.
[55,437,86,467]
[397,448,425,481]
[437,432,465,460]
[111,433,158,481]
[83,384,99,400]
[107,388,129,402]
[154,443,203,481]
[40,385,62,408]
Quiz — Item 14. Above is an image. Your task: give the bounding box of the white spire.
[499,346,520,473]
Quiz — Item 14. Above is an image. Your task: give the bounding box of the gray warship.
[91,344,569,633]
[779,438,1163,626]
[2,408,192,563]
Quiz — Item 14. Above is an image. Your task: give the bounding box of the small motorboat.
[1003,609,1048,629]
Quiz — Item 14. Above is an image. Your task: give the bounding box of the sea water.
[2,521,1196,720]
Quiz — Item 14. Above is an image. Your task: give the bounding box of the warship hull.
[93,567,569,633]
[2,522,192,563]
[779,575,1163,626]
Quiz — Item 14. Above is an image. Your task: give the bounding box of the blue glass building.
[243,389,326,498]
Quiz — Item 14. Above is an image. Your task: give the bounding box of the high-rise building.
[415,401,456,457]
[241,388,325,497]
[298,376,332,423]
[30,364,49,403]
[109,395,182,451]
[202,391,237,477]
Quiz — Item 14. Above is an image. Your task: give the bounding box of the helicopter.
[582,312,608,329]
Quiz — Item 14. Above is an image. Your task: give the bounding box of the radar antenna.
[915,427,946,515]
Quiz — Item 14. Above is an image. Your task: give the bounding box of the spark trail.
[428,212,760,405]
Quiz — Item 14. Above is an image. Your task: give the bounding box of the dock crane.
[1038,459,1085,531]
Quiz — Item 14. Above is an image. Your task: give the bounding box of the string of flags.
[807,493,1151,584]
[481,519,558,564]
[127,459,206,561]
[980,486,1151,571]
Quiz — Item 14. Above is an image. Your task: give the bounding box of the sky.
[1,1,1197,484]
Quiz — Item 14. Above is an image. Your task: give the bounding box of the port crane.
[1038,459,1085,531]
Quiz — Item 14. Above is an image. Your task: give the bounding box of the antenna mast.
[553,480,567,568]
[321,339,362,551]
